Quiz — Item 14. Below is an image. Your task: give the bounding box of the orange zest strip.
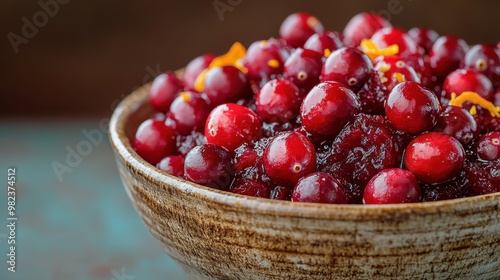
[323,48,332,58]
[360,39,399,61]
[392,72,406,83]
[449,91,500,117]
[194,42,248,92]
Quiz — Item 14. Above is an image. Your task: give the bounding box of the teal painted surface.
[0,120,188,280]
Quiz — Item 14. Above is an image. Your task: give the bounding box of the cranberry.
[205,103,261,153]
[133,119,176,165]
[407,27,439,54]
[270,185,292,200]
[184,144,234,190]
[243,39,285,83]
[229,178,270,198]
[283,48,323,92]
[462,44,500,85]
[433,105,478,145]
[374,55,421,94]
[156,155,184,177]
[255,79,302,124]
[203,66,250,106]
[465,160,500,195]
[168,92,210,135]
[321,47,373,91]
[385,81,440,134]
[183,54,215,91]
[404,53,434,88]
[370,27,419,57]
[355,70,388,115]
[149,72,184,113]
[300,81,360,138]
[304,31,344,57]
[475,132,500,162]
[404,132,465,184]
[292,172,347,204]
[343,12,391,47]
[429,35,469,78]
[263,131,316,188]
[363,168,421,204]
[279,12,324,48]
[442,69,493,101]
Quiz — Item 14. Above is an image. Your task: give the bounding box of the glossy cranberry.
[462,44,500,85]
[371,27,419,57]
[407,27,439,54]
[433,105,478,145]
[304,31,344,57]
[475,132,500,161]
[168,92,210,135]
[292,172,347,204]
[205,103,261,152]
[321,47,373,91]
[374,55,421,94]
[404,132,465,184]
[465,160,500,195]
[263,131,316,188]
[279,12,324,48]
[133,119,176,165]
[270,185,292,200]
[203,66,250,106]
[156,155,184,177]
[243,39,285,82]
[443,69,494,101]
[183,54,215,91]
[149,72,184,113]
[255,79,302,124]
[283,48,323,92]
[343,12,391,47]
[429,35,469,78]
[385,81,440,134]
[229,178,270,198]
[300,81,360,137]
[363,168,421,204]
[184,144,234,190]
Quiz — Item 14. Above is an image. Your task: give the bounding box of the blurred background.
[1,0,499,279]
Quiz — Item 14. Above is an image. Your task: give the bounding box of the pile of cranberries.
[133,12,500,204]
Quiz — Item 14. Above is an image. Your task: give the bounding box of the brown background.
[1,0,499,118]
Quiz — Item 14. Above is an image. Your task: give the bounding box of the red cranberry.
[184,144,234,190]
[407,27,439,54]
[205,103,261,153]
[304,31,344,57]
[203,66,250,106]
[343,12,391,47]
[404,132,465,184]
[133,119,176,165]
[429,35,469,78]
[374,55,421,94]
[363,168,421,204]
[243,39,285,82]
[443,69,494,101]
[255,79,302,124]
[156,155,184,177]
[279,12,324,48]
[475,132,500,162]
[263,131,316,188]
[149,72,184,113]
[292,172,348,204]
[168,92,210,135]
[283,48,323,92]
[462,44,500,85]
[300,81,360,138]
[321,47,373,91]
[183,54,215,91]
[385,81,440,134]
[404,53,434,88]
[433,105,478,145]
[229,178,270,198]
[370,27,419,57]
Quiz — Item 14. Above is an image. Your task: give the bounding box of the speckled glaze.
[109,84,500,280]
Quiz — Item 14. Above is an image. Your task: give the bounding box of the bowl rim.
[109,83,500,218]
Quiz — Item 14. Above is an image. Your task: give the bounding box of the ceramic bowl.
[109,84,500,279]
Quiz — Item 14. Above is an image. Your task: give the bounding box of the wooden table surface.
[0,120,188,280]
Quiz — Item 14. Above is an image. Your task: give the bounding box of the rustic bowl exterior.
[109,84,500,280]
